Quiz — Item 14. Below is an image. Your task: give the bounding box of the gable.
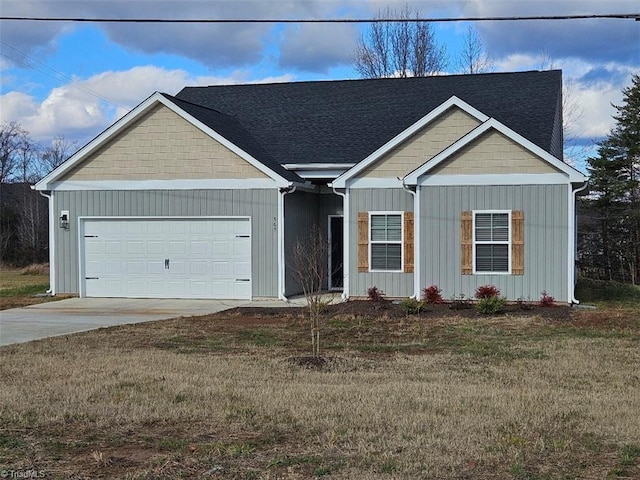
[356,107,482,179]
[429,129,562,176]
[60,104,269,182]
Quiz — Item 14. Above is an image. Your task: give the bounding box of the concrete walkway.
[0,297,302,346]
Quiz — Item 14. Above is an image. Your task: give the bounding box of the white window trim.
[368,211,404,273]
[472,210,512,275]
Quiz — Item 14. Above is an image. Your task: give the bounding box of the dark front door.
[329,216,344,289]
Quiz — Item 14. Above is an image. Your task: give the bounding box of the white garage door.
[81,218,251,299]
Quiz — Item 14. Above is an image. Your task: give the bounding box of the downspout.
[402,181,419,299]
[278,185,296,302]
[569,181,589,304]
[331,185,348,300]
[37,189,55,295]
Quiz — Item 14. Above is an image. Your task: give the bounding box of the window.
[474,211,510,273]
[370,213,402,271]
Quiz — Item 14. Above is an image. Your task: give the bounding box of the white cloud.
[0,66,294,144]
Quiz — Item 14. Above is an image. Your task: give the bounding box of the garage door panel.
[127,241,145,254]
[147,241,164,255]
[82,218,251,299]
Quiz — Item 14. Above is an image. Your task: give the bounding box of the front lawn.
[1,300,638,479]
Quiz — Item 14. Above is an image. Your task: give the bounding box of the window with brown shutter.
[358,211,412,273]
[461,210,525,275]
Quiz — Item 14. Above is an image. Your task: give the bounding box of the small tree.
[291,225,330,357]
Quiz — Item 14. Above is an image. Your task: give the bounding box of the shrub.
[367,286,385,303]
[422,285,443,304]
[539,290,555,307]
[400,297,426,315]
[475,284,501,299]
[476,296,507,315]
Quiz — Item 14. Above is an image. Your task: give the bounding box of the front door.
[328,215,343,290]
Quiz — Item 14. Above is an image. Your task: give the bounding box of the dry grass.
[0,309,639,479]
[0,264,73,309]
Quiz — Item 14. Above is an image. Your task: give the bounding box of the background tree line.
[579,74,640,285]
[0,121,76,265]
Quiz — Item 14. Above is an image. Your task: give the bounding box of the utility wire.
[0,13,638,23]
[1,41,125,109]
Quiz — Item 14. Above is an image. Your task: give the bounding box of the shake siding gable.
[430,130,561,175]
[358,107,481,178]
[61,104,269,181]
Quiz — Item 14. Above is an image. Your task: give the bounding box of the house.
[35,70,588,303]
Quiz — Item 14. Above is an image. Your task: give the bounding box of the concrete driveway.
[0,297,292,346]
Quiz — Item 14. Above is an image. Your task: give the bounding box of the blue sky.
[1,0,639,173]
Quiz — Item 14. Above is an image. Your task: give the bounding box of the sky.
[1,0,638,173]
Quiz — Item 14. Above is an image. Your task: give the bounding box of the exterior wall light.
[59,210,70,230]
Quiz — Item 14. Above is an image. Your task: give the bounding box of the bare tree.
[353,4,447,78]
[456,26,493,74]
[0,121,28,182]
[536,52,585,166]
[41,135,77,175]
[291,225,330,358]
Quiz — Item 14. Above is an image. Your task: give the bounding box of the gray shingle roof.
[175,70,562,167]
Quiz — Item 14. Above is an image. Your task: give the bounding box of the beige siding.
[62,104,269,181]
[359,107,481,178]
[431,130,561,175]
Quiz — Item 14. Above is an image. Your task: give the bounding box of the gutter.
[278,185,296,302]
[569,181,589,304]
[35,188,55,295]
[330,184,349,300]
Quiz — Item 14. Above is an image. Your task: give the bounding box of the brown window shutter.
[512,210,524,275]
[357,212,369,272]
[404,211,414,273]
[461,211,473,275]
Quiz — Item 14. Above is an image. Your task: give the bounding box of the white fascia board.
[283,163,356,170]
[405,118,588,185]
[36,92,292,190]
[418,173,570,186]
[346,177,405,189]
[293,169,349,180]
[49,178,280,191]
[332,96,489,189]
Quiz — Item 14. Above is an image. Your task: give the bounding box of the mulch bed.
[225,299,573,321]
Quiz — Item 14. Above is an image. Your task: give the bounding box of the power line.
[0,41,124,109]
[0,13,638,23]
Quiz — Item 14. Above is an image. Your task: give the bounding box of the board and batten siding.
[349,188,414,297]
[52,189,278,297]
[419,184,569,301]
[283,191,343,296]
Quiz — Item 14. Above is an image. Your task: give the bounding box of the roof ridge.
[179,69,562,90]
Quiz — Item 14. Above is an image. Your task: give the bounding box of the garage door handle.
[85,277,99,280]
[235,235,250,238]
[165,259,170,269]
[235,279,250,282]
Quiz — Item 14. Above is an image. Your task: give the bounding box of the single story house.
[35,70,588,303]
